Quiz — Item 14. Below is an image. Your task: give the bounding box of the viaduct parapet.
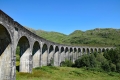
[0,10,114,80]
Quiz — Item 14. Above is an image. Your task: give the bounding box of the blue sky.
[0,0,120,35]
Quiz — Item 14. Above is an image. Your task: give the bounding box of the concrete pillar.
[32,41,41,68]
[48,45,54,66]
[59,47,64,66]
[54,46,59,66]
[65,47,69,60]
[41,44,48,66]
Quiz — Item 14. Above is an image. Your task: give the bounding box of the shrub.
[110,63,116,72]
[89,54,97,68]
[74,54,97,68]
[60,59,73,67]
[101,61,110,72]
[116,63,120,73]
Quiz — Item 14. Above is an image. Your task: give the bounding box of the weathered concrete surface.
[48,45,54,65]
[32,41,41,68]
[54,46,59,66]
[41,44,48,66]
[0,10,114,80]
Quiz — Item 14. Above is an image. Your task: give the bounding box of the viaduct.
[0,10,113,80]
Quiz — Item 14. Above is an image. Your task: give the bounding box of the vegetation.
[73,47,120,73]
[16,66,120,80]
[60,59,73,67]
[27,27,120,47]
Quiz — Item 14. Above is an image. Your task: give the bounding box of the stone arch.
[41,43,48,66]
[106,48,109,52]
[90,48,94,54]
[73,48,77,62]
[65,47,69,60]
[98,48,101,53]
[102,48,105,52]
[16,36,31,72]
[87,48,89,54]
[54,46,59,66]
[32,41,40,68]
[70,48,73,62]
[60,47,64,64]
[48,45,54,66]
[82,48,86,54]
[94,48,97,52]
[0,24,12,79]
[78,48,81,58]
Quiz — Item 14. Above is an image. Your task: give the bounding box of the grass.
[16,66,120,80]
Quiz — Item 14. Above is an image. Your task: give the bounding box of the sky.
[0,0,120,35]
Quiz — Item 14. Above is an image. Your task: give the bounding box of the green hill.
[26,27,120,47]
[63,28,120,46]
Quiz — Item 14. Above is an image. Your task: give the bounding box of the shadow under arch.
[48,45,54,66]
[70,48,73,61]
[60,47,64,65]
[82,48,86,55]
[32,41,41,68]
[98,48,101,53]
[102,48,105,52]
[94,48,97,53]
[65,47,69,60]
[78,48,81,57]
[73,48,77,62]
[54,46,59,66]
[0,24,12,79]
[41,43,48,66]
[90,48,94,54]
[87,48,89,54]
[16,36,31,73]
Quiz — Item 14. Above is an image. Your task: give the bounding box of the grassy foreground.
[16,66,120,80]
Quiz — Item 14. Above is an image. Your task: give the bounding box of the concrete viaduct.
[0,10,113,80]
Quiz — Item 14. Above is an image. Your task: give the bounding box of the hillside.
[26,27,120,47]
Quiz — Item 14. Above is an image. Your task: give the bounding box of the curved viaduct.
[0,10,114,80]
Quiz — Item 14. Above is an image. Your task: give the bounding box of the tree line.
[61,47,120,73]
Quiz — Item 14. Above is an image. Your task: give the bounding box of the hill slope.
[26,27,120,47]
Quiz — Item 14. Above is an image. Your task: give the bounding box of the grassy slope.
[16,66,120,80]
[63,28,120,46]
[27,27,120,47]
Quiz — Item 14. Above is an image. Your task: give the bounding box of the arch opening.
[73,48,77,62]
[0,24,12,79]
[60,47,65,66]
[70,48,73,62]
[54,46,59,66]
[48,45,54,66]
[87,48,89,54]
[83,48,85,54]
[90,48,94,54]
[94,48,97,53]
[32,41,40,68]
[16,36,31,73]
[98,48,101,53]
[0,24,11,56]
[41,44,48,66]
[102,48,105,52]
[65,47,69,60]
[78,48,81,58]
